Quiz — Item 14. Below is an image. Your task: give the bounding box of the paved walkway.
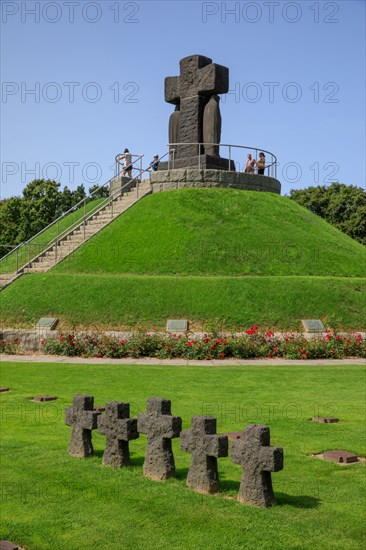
[1,354,364,366]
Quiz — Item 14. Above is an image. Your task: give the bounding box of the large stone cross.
[98,402,139,468]
[180,416,228,494]
[231,424,284,507]
[65,395,100,458]
[165,54,229,159]
[137,398,182,481]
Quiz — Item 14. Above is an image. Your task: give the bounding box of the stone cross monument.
[65,395,100,458]
[137,397,182,481]
[97,401,139,468]
[180,416,228,494]
[162,54,235,171]
[230,424,284,507]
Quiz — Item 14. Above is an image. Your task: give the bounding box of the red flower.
[220,353,225,358]
[273,347,278,352]
[60,337,64,343]
[187,342,192,347]
[247,329,255,335]
[325,334,331,341]
[41,339,45,345]
[267,331,274,337]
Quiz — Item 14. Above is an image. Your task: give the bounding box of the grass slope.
[1,273,365,330]
[0,198,103,274]
[53,189,365,277]
[0,362,365,549]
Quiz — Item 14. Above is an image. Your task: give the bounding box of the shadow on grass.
[275,492,320,508]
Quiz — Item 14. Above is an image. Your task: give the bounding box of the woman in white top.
[122,148,132,177]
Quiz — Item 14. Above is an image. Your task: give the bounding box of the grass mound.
[53,189,365,277]
[1,273,364,330]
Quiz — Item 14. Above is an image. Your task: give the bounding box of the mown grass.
[1,273,365,331]
[0,199,103,274]
[0,362,365,549]
[53,189,365,277]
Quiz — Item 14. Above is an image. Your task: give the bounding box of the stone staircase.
[0,180,152,289]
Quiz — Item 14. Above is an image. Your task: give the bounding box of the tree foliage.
[0,179,88,257]
[289,183,366,245]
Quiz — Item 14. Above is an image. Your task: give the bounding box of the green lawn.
[53,189,365,277]
[1,272,365,331]
[0,199,103,274]
[0,362,365,549]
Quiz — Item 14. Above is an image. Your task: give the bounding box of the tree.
[289,183,366,245]
[0,197,23,257]
[89,183,109,199]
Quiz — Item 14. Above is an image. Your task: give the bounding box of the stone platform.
[150,169,281,195]
[158,154,236,171]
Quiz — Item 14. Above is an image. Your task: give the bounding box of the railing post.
[16,247,19,274]
[83,198,86,239]
[228,145,231,171]
[198,144,201,171]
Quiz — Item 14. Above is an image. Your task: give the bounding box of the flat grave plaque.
[301,319,325,333]
[32,396,57,402]
[312,417,339,423]
[0,541,19,550]
[0,388,10,393]
[323,450,358,464]
[223,432,243,441]
[35,317,58,330]
[167,319,188,333]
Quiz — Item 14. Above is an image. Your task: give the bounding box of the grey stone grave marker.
[138,397,182,480]
[65,395,100,458]
[180,416,228,494]
[98,402,139,468]
[166,319,188,333]
[35,317,58,330]
[301,319,325,333]
[231,424,284,507]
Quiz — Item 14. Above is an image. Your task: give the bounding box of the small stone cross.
[180,416,228,494]
[65,395,100,458]
[231,424,284,507]
[165,54,228,158]
[137,398,182,480]
[98,402,139,468]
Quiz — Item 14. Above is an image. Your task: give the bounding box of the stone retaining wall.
[150,169,281,194]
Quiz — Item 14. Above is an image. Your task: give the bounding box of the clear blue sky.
[1,0,365,198]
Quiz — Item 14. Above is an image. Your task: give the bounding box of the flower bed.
[37,327,366,360]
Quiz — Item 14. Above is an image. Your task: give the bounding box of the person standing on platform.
[257,152,266,175]
[121,148,133,177]
[244,153,256,173]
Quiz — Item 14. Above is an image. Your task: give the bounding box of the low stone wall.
[150,169,281,194]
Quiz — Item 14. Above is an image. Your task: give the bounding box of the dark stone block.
[0,388,10,393]
[323,450,358,464]
[138,397,182,481]
[181,416,228,494]
[231,424,284,507]
[98,402,139,468]
[65,395,100,458]
[159,155,235,172]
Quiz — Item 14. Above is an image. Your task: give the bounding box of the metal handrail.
[167,143,278,178]
[1,150,173,275]
[0,154,145,267]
